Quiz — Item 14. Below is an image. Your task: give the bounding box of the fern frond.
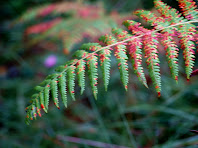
[25,0,198,124]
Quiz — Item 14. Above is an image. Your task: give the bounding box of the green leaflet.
[114,44,129,90]
[87,54,98,99]
[81,43,100,98]
[25,111,31,125]
[32,104,37,119]
[55,65,65,72]
[177,24,196,80]
[27,109,33,122]
[44,85,50,111]
[39,92,47,113]
[26,106,33,123]
[144,34,161,96]
[58,72,67,108]
[128,40,148,88]
[51,78,60,109]
[76,60,86,94]
[73,50,88,58]
[34,86,43,91]
[35,98,41,117]
[161,33,179,81]
[67,66,76,100]
[99,48,111,91]
[81,43,101,51]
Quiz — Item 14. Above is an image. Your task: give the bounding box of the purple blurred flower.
[44,55,57,68]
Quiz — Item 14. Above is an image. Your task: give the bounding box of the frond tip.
[25,0,198,124]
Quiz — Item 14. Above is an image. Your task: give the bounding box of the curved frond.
[25,0,198,124]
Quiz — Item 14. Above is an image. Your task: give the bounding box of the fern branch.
[25,19,198,124]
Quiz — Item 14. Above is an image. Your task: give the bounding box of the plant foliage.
[25,0,198,124]
[14,1,131,54]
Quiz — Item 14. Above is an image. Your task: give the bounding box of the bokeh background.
[0,0,198,147]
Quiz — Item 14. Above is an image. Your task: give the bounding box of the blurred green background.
[0,0,198,147]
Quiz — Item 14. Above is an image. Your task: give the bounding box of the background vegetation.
[0,0,198,147]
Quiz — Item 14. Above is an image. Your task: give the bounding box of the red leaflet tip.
[38,113,42,117]
[157,92,161,97]
[187,78,190,82]
[41,104,45,109]
[58,107,60,109]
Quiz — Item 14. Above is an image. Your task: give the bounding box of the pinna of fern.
[25,0,198,124]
